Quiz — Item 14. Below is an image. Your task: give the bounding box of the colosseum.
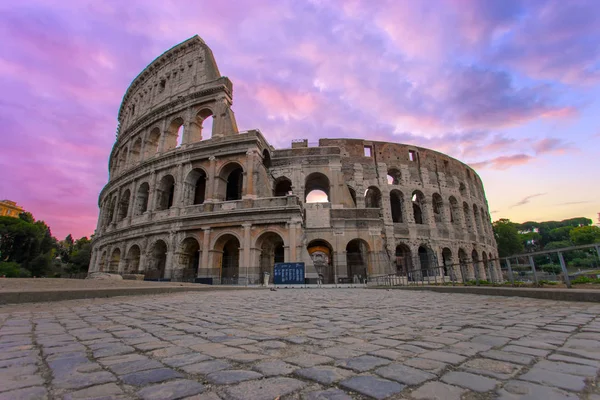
[89,35,500,285]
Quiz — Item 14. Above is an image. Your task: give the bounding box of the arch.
[134,182,150,215]
[308,239,334,284]
[432,193,443,223]
[262,149,272,169]
[442,247,453,277]
[196,108,214,141]
[418,245,435,277]
[217,162,244,201]
[144,127,161,158]
[213,234,240,284]
[117,190,131,221]
[130,138,142,164]
[125,245,141,274]
[255,231,285,284]
[165,117,184,151]
[412,190,426,224]
[274,177,292,197]
[107,197,117,225]
[482,252,491,281]
[449,196,459,225]
[156,175,175,210]
[458,248,472,280]
[365,186,382,208]
[178,237,201,281]
[395,243,412,275]
[346,239,370,281]
[387,168,402,185]
[481,206,488,235]
[459,182,467,197]
[472,249,483,280]
[109,248,121,273]
[463,202,473,230]
[184,168,207,205]
[390,190,404,223]
[146,240,168,280]
[347,186,357,207]
[98,250,107,272]
[305,172,330,203]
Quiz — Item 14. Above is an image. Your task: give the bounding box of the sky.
[1,0,599,240]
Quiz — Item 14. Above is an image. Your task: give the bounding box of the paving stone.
[189,343,243,358]
[496,380,579,400]
[0,386,47,400]
[376,363,435,385]
[519,367,586,391]
[535,360,599,377]
[294,366,354,384]
[368,348,411,361]
[223,376,306,400]
[502,345,550,357]
[107,358,164,375]
[340,375,404,400]
[286,353,334,367]
[404,357,447,374]
[480,350,534,365]
[181,360,231,375]
[471,334,511,347]
[335,355,391,372]
[302,388,353,400]
[548,353,600,367]
[441,371,499,392]
[162,353,212,367]
[63,383,125,399]
[252,360,298,376]
[225,352,268,363]
[410,381,466,400]
[418,351,466,365]
[461,358,522,379]
[137,379,205,400]
[121,368,183,386]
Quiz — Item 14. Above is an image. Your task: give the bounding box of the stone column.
[243,150,256,199]
[206,156,216,202]
[288,221,297,261]
[174,163,184,215]
[335,251,348,281]
[164,233,177,280]
[198,228,211,278]
[127,180,137,224]
[147,171,157,213]
[242,223,252,284]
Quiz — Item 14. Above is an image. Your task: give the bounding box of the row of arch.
[111,109,214,176]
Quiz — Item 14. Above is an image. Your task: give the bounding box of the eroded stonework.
[89,35,499,284]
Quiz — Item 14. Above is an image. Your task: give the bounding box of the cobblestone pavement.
[1,289,600,400]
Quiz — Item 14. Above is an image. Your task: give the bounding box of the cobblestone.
[0,289,599,399]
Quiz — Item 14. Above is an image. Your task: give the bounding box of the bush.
[0,262,21,277]
[541,264,562,274]
[571,276,600,285]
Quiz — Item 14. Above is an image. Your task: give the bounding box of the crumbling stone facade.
[89,36,499,284]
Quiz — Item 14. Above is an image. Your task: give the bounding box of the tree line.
[493,217,600,273]
[0,212,92,278]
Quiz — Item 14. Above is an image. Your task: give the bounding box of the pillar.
[242,223,252,284]
[206,156,216,202]
[243,150,256,199]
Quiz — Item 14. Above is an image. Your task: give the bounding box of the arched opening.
[412,191,426,224]
[274,177,292,197]
[130,138,142,164]
[473,204,481,234]
[156,175,175,210]
[308,240,334,284]
[365,186,382,208]
[482,252,491,282]
[215,235,240,284]
[165,118,184,151]
[459,182,467,197]
[390,190,404,223]
[472,249,482,280]
[482,208,489,235]
[117,190,131,221]
[305,172,330,203]
[107,197,116,224]
[262,149,272,169]
[449,196,459,225]
[463,202,473,231]
[347,186,357,207]
[197,109,213,140]
[432,193,443,223]
[442,248,452,277]
[387,168,402,185]
[395,244,412,276]
[346,239,369,282]
[146,240,167,280]
[458,248,470,280]
[256,232,285,284]
[98,251,107,272]
[184,168,207,205]
[418,246,435,278]
[109,248,121,273]
[179,237,201,282]
[135,183,149,215]
[125,245,141,274]
[145,128,161,158]
[176,125,185,147]
[118,149,128,172]
[226,168,243,201]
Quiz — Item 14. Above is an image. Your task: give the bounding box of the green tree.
[18,212,35,224]
[493,219,524,257]
[570,226,600,245]
[68,236,92,272]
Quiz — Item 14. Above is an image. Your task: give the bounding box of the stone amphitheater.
[89,35,499,285]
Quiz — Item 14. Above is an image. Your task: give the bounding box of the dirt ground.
[0,278,204,292]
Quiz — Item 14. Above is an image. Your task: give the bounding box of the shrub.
[0,262,20,277]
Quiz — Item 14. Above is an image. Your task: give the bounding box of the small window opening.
[159,79,166,91]
[409,150,416,161]
[176,125,184,147]
[364,146,372,157]
[131,104,135,116]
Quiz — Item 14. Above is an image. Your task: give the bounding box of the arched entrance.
[256,232,285,284]
[214,234,240,284]
[179,238,201,281]
[274,177,292,197]
[458,248,471,281]
[305,172,330,203]
[395,244,412,276]
[109,248,121,273]
[146,240,167,280]
[442,248,453,278]
[125,245,141,274]
[308,239,334,284]
[184,169,207,205]
[418,245,436,278]
[346,239,369,282]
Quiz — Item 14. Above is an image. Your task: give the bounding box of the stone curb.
[370,285,600,302]
[0,286,262,305]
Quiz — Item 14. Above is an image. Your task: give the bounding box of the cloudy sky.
[1,0,599,239]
